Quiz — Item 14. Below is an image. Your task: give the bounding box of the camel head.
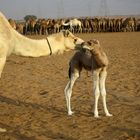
[62,30,84,50]
[81,39,108,67]
[81,39,101,55]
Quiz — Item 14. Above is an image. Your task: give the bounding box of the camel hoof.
[106,113,113,117]
[94,114,100,118]
[68,111,74,116]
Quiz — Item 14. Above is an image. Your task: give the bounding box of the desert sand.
[0,32,140,140]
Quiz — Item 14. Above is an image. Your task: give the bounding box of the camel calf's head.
[81,39,100,54]
[81,39,109,67]
[62,30,84,50]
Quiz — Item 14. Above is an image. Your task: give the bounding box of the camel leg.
[64,72,79,115]
[93,69,100,118]
[99,68,112,117]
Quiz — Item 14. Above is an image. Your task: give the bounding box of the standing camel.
[64,39,112,117]
[62,18,82,33]
[0,12,84,77]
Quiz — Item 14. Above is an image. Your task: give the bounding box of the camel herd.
[8,16,140,35]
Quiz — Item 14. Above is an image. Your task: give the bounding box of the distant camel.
[62,18,82,33]
[8,18,16,30]
[64,39,112,117]
[0,12,84,77]
[16,23,24,34]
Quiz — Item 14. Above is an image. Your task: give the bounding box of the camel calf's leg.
[64,72,79,115]
[93,69,100,118]
[99,68,112,117]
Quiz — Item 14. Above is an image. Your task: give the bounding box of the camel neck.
[12,30,50,57]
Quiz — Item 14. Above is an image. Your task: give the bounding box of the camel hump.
[0,11,6,19]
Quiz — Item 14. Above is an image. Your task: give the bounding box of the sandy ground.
[0,32,140,140]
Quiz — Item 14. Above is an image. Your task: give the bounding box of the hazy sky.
[0,0,140,20]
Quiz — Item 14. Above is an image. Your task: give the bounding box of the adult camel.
[62,18,82,33]
[0,12,84,77]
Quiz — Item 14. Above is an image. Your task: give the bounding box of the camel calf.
[64,39,112,117]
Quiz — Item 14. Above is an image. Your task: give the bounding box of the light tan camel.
[0,12,84,77]
[64,39,112,117]
[62,18,82,33]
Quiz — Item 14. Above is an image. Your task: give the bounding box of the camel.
[53,19,64,33]
[0,12,84,77]
[115,18,121,32]
[64,39,112,117]
[16,23,24,34]
[120,17,135,32]
[62,18,82,33]
[127,17,135,32]
[82,18,91,33]
[8,18,16,30]
[39,19,48,35]
[29,18,36,34]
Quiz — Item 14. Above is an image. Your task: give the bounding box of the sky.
[0,0,140,20]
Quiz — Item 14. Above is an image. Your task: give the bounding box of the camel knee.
[64,82,70,95]
[73,72,79,79]
[65,91,72,98]
[95,91,100,98]
[101,89,106,95]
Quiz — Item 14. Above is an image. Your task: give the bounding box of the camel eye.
[87,41,92,46]
[74,39,77,43]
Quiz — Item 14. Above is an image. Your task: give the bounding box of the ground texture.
[0,32,140,140]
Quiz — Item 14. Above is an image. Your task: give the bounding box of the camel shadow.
[0,94,66,116]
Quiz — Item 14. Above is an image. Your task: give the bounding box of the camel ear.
[62,30,70,37]
[92,39,100,45]
[87,41,92,46]
[81,42,85,47]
